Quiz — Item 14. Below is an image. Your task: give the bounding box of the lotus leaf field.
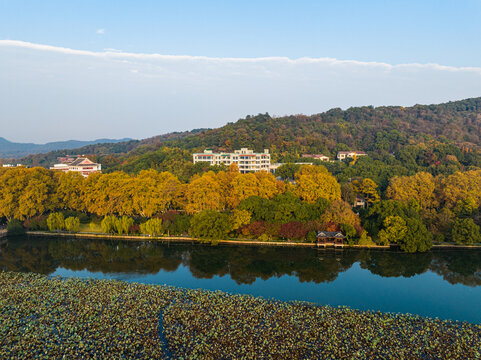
[0,272,480,359]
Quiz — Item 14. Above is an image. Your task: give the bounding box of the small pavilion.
[316,231,346,247]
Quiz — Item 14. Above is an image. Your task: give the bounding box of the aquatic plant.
[0,271,479,359]
[0,272,169,359]
[163,292,481,359]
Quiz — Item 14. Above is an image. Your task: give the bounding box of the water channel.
[1,235,480,323]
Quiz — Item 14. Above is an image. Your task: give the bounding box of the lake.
[1,235,481,323]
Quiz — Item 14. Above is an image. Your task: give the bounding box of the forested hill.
[11,97,481,169]
[165,97,481,156]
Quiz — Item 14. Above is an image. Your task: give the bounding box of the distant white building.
[50,157,101,178]
[193,148,270,173]
[337,151,368,161]
[2,164,23,168]
[302,154,330,161]
[354,196,367,208]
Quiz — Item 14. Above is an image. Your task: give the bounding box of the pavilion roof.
[316,231,346,239]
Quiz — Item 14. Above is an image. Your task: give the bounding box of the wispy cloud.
[1,39,481,74]
[96,28,105,35]
[103,48,122,52]
[1,39,481,143]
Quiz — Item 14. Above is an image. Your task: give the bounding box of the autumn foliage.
[5,163,481,251]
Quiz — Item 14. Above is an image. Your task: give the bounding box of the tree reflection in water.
[1,236,481,287]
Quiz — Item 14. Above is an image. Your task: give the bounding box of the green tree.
[340,223,357,244]
[362,200,419,239]
[275,163,301,180]
[306,230,317,243]
[453,198,477,218]
[140,218,163,236]
[451,218,481,245]
[237,196,273,222]
[115,216,134,235]
[399,218,432,253]
[6,219,25,236]
[47,212,65,232]
[341,183,356,205]
[377,216,408,246]
[358,230,375,246]
[189,210,230,242]
[101,215,117,234]
[230,209,251,231]
[64,217,80,233]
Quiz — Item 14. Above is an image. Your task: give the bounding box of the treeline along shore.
[2,164,481,252]
[24,231,481,251]
[25,230,388,248]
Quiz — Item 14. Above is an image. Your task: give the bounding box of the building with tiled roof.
[336,151,368,161]
[301,154,330,161]
[50,157,101,178]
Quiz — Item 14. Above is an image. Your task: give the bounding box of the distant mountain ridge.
[11,128,208,167]
[9,97,481,169]
[0,137,132,158]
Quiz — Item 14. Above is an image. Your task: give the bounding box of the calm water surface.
[1,235,481,323]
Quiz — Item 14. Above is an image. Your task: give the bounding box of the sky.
[1,0,481,143]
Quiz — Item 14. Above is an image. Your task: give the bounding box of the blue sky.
[1,1,481,142]
[2,0,481,66]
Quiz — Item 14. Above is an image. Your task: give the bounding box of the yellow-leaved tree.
[84,172,135,216]
[0,167,58,220]
[294,165,341,203]
[133,170,181,217]
[183,171,224,214]
[0,167,28,220]
[56,171,85,212]
[386,172,437,209]
[254,171,281,199]
[351,178,380,205]
[436,170,481,209]
[321,199,361,228]
[230,173,260,208]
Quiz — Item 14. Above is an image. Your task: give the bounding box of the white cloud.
[96,29,105,35]
[1,39,481,143]
[103,48,122,52]
[1,39,481,74]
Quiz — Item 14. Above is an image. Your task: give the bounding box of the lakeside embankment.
[24,231,481,250]
[26,230,388,248]
[0,271,479,359]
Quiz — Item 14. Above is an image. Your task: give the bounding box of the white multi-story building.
[337,151,368,161]
[193,148,270,173]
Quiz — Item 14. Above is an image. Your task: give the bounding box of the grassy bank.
[0,271,480,359]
